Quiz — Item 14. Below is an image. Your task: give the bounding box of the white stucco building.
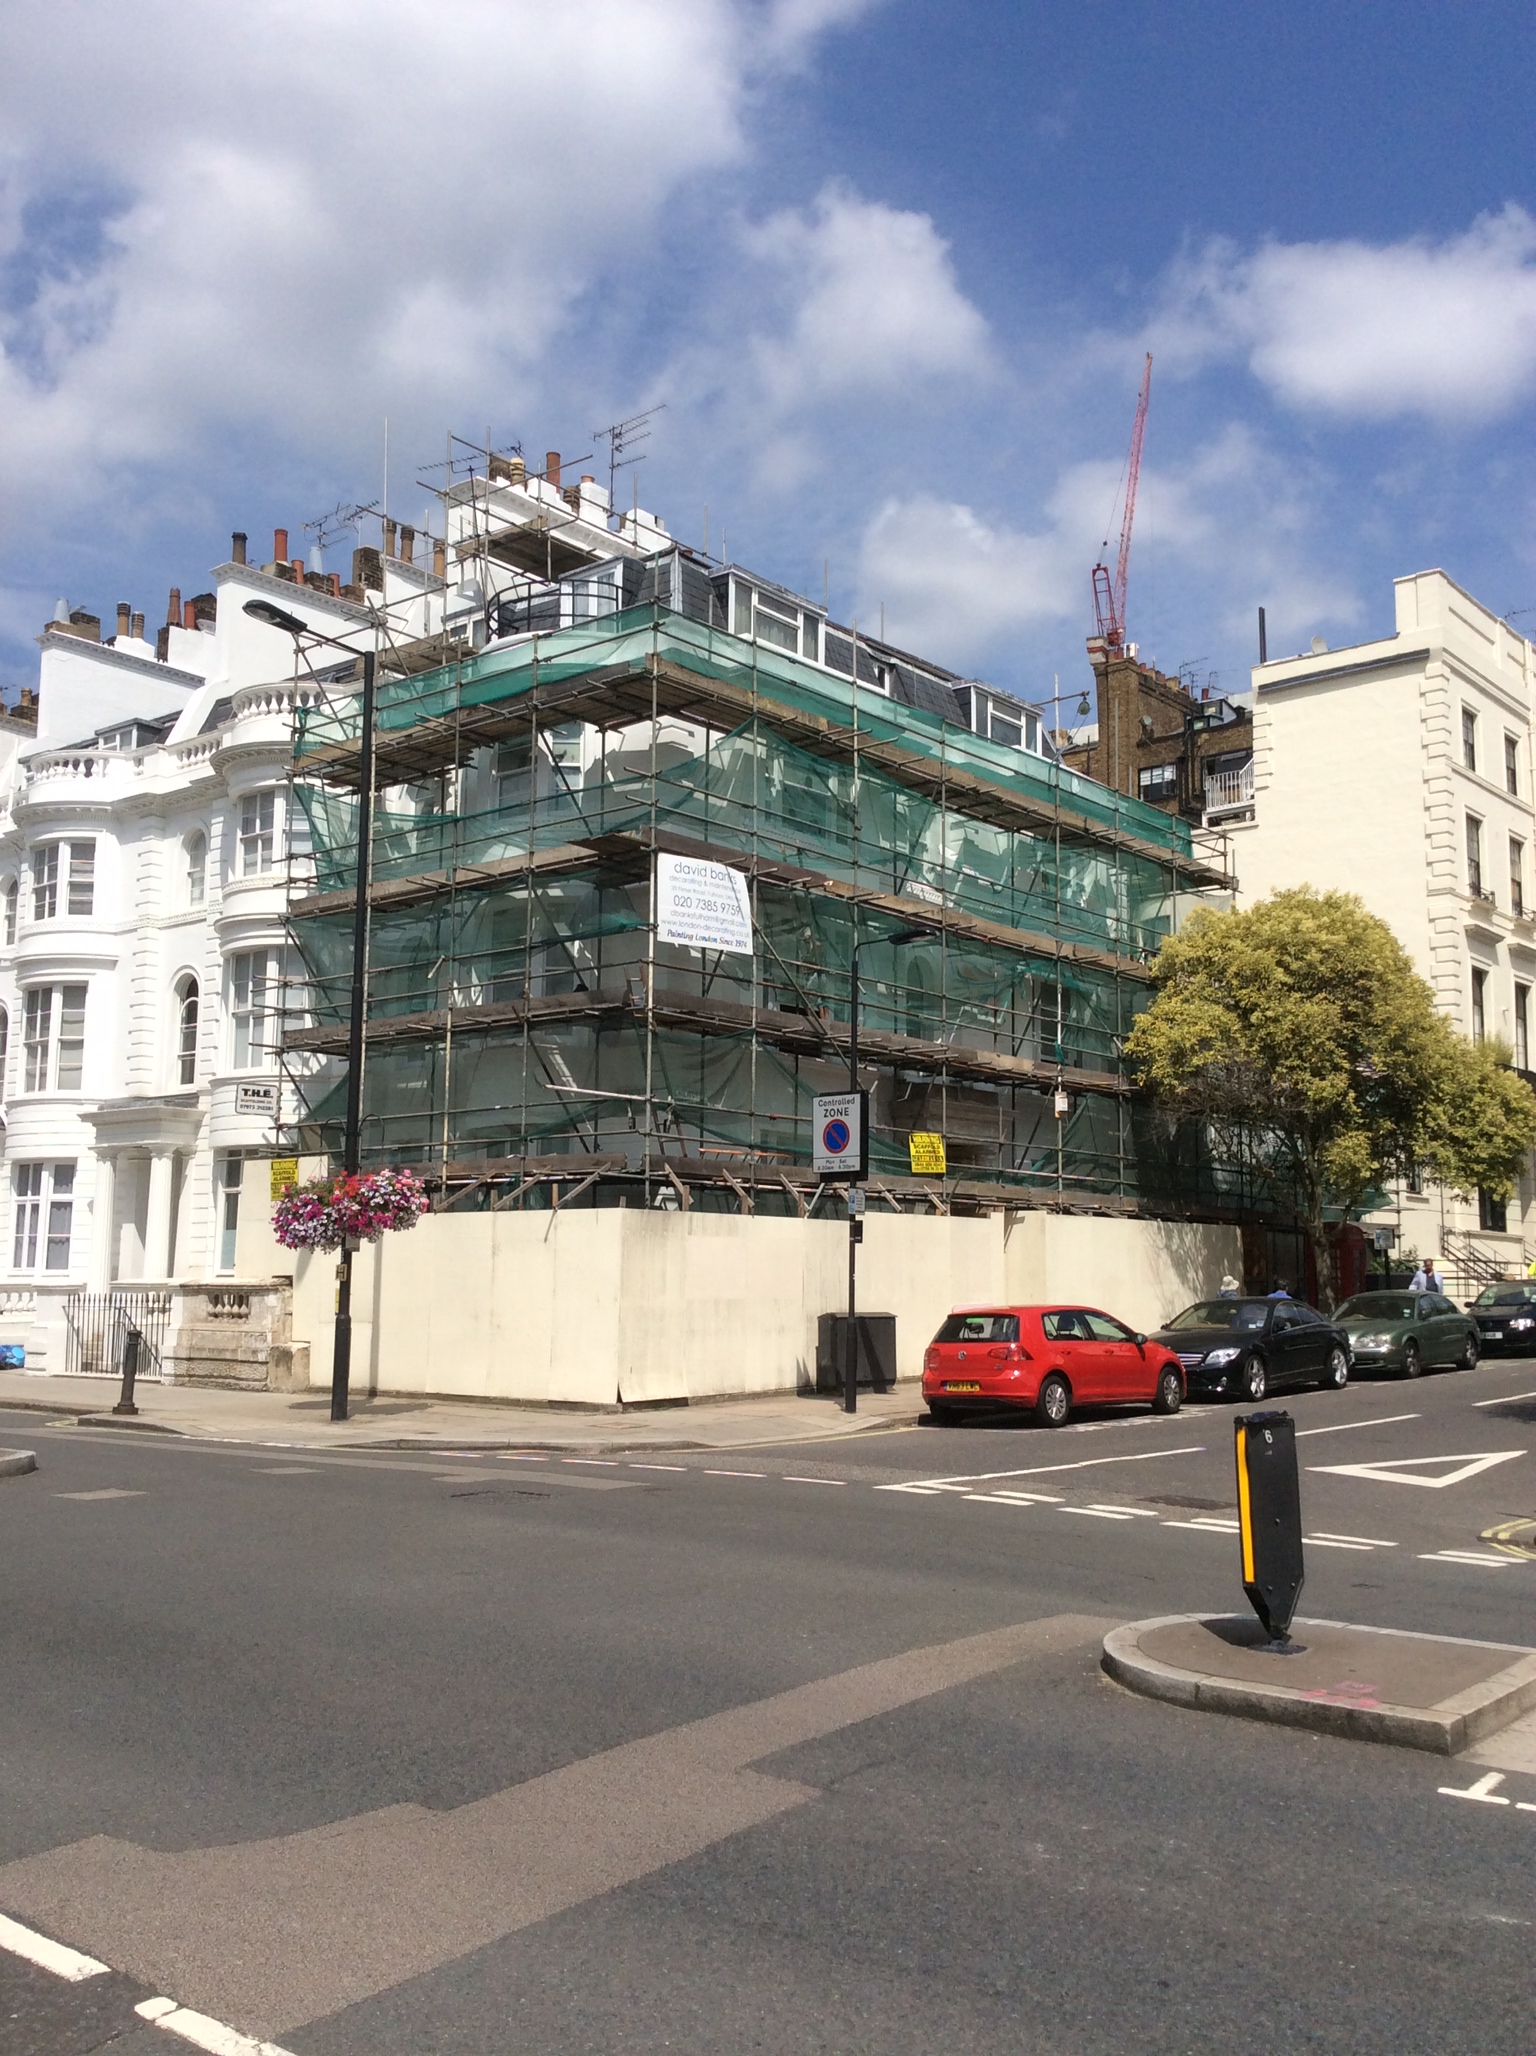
[1229,568,1536,1274]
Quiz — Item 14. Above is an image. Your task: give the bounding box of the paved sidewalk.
[1104,1612,1536,1755]
[0,1370,922,1453]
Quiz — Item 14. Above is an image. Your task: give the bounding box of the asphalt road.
[3,1354,1534,2055]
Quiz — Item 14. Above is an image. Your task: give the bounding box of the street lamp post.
[243,599,375,1422]
[842,920,937,1416]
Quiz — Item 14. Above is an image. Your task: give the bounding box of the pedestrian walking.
[1218,1273,1241,1297]
[1267,1279,1292,1298]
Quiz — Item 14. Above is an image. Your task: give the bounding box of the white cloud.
[0,0,875,550]
[1154,206,1536,422]
[744,182,993,411]
[858,425,1363,677]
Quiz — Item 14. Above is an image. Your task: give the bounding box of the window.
[185,832,206,907]
[934,1313,1019,1343]
[1518,984,1530,1072]
[67,840,94,915]
[1512,838,1525,918]
[495,736,533,813]
[229,951,275,1069]
[21,984,85,1092]
[1506,734,1520,796]
[0,1005,8,1095]
[990,711,1023,749]
[3,879,15,945]
[175,977,199,1087]
[31,844,56,920]
[12,1162,74,1271]
[239,791,276,876]
[30,841,93,919]
[1138,762,1179,803]
[1479,1188,1509,1234]
[1471,966,1487,1042]
[217,1154,244,1272]
[1407,1161,1425,1196]
[1462,707,1477,771]
[1466,814,1484,897]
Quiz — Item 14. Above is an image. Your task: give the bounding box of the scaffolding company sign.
[654,852,754,956]
[814,1090,868,1181]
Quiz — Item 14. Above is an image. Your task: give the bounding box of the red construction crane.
[1091,353,1152,653]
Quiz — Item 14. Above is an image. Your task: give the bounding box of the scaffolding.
[283,590,1240,1217]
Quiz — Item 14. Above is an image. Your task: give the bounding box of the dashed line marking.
[563,1458,619,1467]
[1089,1504,1161,1518]
[55,1488,143,1501]
[1419,1550,1517,1568]
[1058,1505,1137,1521]
[783,1475,847,1485]
[0,1910,108,1980]
[133,1997,299,2054]
[1295,1413,1420,1437]
[1161,1517,1240,1533]
[705,1469,766,1478]
[627,1463,688,1472]
[1310,1531,1397,1546]
[878,1446,1205,1494]
[1474,1390,1536,1406]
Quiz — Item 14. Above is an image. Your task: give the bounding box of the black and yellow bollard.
[1235,1410,1305,1651]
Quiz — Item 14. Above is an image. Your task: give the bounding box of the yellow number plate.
[944,1381,981,1393]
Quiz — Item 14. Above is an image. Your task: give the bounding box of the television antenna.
[593,403,666,511]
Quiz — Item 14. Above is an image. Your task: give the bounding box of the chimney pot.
[433,538,447,578]
[329,574,341,598]
[183,599,197,630]
[400,524,415,565]
[383,517,397,558]
[231,531,247,566]
[116,603,131,639]
[131,611,145,640]
[166,587,182,626]
[273,528,288,563]
[545,451,561,489]
[508,456,526,487]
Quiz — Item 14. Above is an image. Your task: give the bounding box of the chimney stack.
[433,537,447,578]
[131,611,145,641]
[183,599,197,630]
[232,531,247,566]
[400,525,415,565]
[116,602,131,640]
[166,587,182,626]
[545,451,561,489]
[273,528,288,563]
[383,517,397,558]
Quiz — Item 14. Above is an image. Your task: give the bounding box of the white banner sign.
[654,852,754,956]
[235,1082,278,1118]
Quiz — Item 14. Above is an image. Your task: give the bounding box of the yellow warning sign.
[908,1132,946,1176]
[269,1157,300,1200]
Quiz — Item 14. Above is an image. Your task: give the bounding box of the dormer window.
[732,580,821,661]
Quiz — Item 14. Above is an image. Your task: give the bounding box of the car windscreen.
[1473,1284,1536,1308]
[1163,1300,1269,1333]
[1336,1295,1416,1321]
[932,1313,1020,1344]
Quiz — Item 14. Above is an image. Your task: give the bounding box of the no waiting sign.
[813,1090,868,1180]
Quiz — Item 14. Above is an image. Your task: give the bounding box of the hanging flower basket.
[272,1166,429,1254]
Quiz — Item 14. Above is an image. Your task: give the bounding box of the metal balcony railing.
[1202,762,1254,823]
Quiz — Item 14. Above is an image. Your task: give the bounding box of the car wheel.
[1456,1332,1480,1371]
[1402,1339,1423,1379]
[927,1402,961,1426]
[1151,1365,1183,1415]
[1319,1346,1349,1391]
[1035,1374,1071,1428]
[1239,1355,1267,1404]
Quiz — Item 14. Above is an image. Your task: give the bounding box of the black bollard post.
[1235,1409,1305,1651]
[113,1325,142,1417]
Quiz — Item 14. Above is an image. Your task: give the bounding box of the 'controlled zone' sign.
[813,1090,868,1180]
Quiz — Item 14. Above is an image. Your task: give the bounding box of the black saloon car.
[1150,1297,1351,1402]
[1470,1281,1536,1354]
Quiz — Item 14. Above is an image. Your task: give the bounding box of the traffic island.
[1103,1613,1536,1755]
[0,1448,38,1477]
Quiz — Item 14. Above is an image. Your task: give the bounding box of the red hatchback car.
[922,1304,1185,1427]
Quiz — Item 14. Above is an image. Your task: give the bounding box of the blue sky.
[2,0,1534,710]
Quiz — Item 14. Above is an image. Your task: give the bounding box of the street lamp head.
[243,598,310,637]
[887,923,939,947]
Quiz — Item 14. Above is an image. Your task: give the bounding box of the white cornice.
[29,632,204,692]
[211,562,375,627]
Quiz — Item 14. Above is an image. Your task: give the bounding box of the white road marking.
[255,1467,318,1476]
[1309,1450,1525,1489]
[0,1910,108,1980]
[1161,1517,1239,1533]
[784,1475,846,1485]
[563,1458,618,1467]
[705,1469,766,1478]
[1473,1390,1536,1406]
[54,1489,143,1501]
[627,1464,688,1472]
[1295,1413,1420,1437]
[1438,1771,1510,1804]
[499,1453,548,1462]
[964,1489,1063,1504]
[878,1446,1204,1494]
[1057,1506,1136,1520]
[134,1997,299,2055]
[1309,1531,1397,1546]
[1089,1504,1161,1517]
[1304,1537,1376,1551]
[1418,1550,1517,1568]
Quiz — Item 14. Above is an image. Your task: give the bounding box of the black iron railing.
[63,1290,172,1379]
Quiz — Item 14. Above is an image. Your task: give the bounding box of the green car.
[1334,1290,1480,1378]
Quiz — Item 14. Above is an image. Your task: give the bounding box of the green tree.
[1124,888,1536,1305]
